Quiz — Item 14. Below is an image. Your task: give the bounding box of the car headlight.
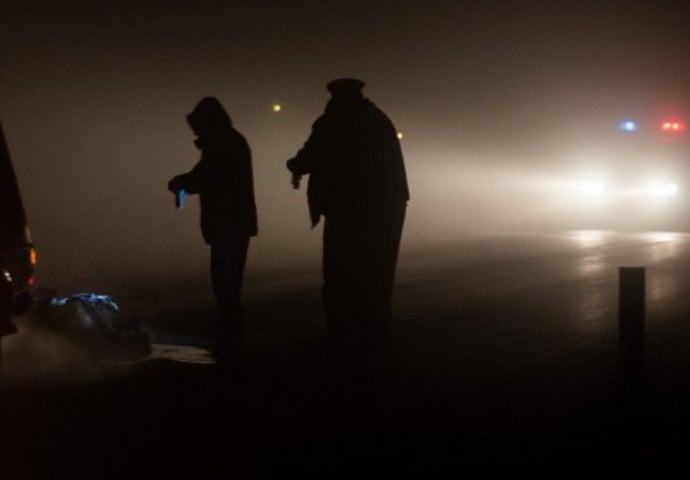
[577,180,607,197]
[644,182,679,197]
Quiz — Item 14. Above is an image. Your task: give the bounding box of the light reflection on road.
[578,281,609,336]
[567,230,689,335]
[645,231,683,263]
[644,232,686,309]
[568,230,610,248]
[396,230,690,364]
[568,230,608,277]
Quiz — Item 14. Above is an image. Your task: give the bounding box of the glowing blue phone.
[175,189,186,210]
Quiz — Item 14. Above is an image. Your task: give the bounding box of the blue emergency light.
[618,120,638,132]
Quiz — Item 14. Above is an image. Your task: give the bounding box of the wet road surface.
[2,231,690,474]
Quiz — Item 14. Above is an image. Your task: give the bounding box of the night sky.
[1,0,688,292]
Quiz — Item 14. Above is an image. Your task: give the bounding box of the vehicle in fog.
[555,115,688,231]
[1,119,36,356]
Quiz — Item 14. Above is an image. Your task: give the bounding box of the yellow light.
[272,104,282,113]
[29,248,37,266]
[397,132,403,140]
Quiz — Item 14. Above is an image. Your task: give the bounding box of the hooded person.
[287,79,409,355]
[168,97,257,343]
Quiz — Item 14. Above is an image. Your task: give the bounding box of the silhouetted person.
[287,79,409,356]
[168,97,257,350]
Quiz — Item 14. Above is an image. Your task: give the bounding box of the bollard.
[619,267,645,383]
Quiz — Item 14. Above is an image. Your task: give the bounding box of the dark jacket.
[170,98,258,243]
[287,97,409,227]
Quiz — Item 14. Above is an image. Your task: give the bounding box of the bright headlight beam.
[645,182,679,196]
[578,181,607,197]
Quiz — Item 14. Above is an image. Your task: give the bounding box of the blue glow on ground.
[50,293,120,311]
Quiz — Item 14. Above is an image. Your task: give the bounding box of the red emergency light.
[660,120,687,133]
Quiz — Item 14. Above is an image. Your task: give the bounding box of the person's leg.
[210,237,249,372]
[322,214,346,341]
[210,236,250,337]
[359,202,406,344]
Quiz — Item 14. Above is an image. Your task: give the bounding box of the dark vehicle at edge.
[1,118,36,359]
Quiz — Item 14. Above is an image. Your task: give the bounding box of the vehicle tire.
[0,277,9,375]
[1,276,13,337]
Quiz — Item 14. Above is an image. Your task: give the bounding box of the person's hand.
[286,158,301,188]
[286,157,296,172]
[168,175,184,193]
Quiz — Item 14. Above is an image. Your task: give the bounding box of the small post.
[619,267,645,385]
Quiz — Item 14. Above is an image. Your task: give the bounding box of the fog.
[1,1,688,297]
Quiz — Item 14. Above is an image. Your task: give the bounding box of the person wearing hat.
[287,79,409,356]
[168,97,258,352]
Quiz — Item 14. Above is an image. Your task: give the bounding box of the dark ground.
[2,231,690,476]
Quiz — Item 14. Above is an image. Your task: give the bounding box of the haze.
[1,1,688,295]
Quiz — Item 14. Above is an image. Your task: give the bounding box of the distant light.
[29,248,37,266]
[397,132,404,140]
[618,120,638,132]
[27,276,35,287]
[660,120,686,133]
[272,104,282,113]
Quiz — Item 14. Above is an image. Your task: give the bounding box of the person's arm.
[168,159,205,194]
[287,117,329,188]
[287,116,330,175]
